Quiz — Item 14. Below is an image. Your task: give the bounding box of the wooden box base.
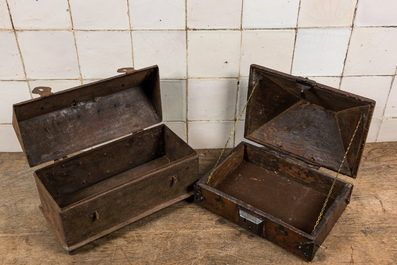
[194,142,352,261]
[35,124,199,252]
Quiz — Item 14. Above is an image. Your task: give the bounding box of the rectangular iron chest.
[13,66,199,252]
[194,64,375,261]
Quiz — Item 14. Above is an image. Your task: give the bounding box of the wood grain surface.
[0,143,396,264]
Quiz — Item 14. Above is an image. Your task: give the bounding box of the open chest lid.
[244,64,375,178]
[13,66,162,167]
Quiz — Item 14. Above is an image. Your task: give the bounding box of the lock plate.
[238,209,264,235]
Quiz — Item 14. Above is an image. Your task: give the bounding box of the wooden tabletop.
[0,142,396,264]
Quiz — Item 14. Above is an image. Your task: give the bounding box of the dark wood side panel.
[60,156,198,247]
[163,125,196,162]
[34,174,67,247]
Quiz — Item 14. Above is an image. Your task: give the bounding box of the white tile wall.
[340,76,393,118]
[298,0,356,27]
[366,119,382,143]
[163,122,186,142]
[188,121,234,149]
[307,76,341,88]
[0,31,25,80]
[0,0,12,29]
[384,78,397,117]
[240,30,295,76]
[29,80,82,98]
[0,81,31,123]
[160,80,186,121]
[0,125,22,152]
[377,119,397,142]
[188,79,237,121]
[130,0,185,30]
[292,28,351,76]
[188,31,240,78]
[187,0,242,29]
[344,28,397,76]
[0,0,396,151]
[133,31,186,79]
[242,0,299,29]
[69,0,130,30]
[8,0,71,30]
[355,0,397,27]
[75,31,133,79]
[17,31,79,79]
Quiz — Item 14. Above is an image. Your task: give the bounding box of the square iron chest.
[12,66,199,252]
[194,64,375,261]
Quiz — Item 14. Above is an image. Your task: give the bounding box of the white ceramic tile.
[377,119,397,142]
[188,121,234,149]
[0,0,12,29]
[76,31,132,79]
[7,0,71,29]
[0,31,25,80]
[29,80,82,99]
[366,118,381,143]
[240,30,295,77]
[133,31,186,79]
[188,79,237,121]
[0,125,22,152]
[298,0,356,27]
[69,0,129,30]
[344,28,397,76]
[385,78,397,117]
[188,31,240,78]
[355,0,397,26]
[307,76,341,88]
[17,31,79,79]
[235,121,262,147]
[340,76,393,118]
[160,80,186,121]
[292,28,351,76]
[237,78,249,120]
[0,81,31,123]
[243,0,299,29]
[187,0,242,29]
[82,79,101,85]
[130,0,185,29]
[163,122,186,142]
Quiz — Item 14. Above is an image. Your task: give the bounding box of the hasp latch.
[238,209,264,236]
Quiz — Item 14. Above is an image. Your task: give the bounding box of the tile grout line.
[234,0,245,148]
[5,0,32,99]
[375,68,397,141]
[126,0,135,69]
[185,0,189,144]
[338,0,360,90]
[290,0,302,75]
[66,0,84,85]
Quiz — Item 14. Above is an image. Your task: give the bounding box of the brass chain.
[312,115,363,233]
[206,79,260,185]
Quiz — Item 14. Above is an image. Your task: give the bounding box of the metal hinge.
[194,184,205,203]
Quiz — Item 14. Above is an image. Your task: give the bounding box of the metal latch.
[238,209,264,235]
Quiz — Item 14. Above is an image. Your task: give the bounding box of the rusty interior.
[208,144,347,234]
[35,125,196,209]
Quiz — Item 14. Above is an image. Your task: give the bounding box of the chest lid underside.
[13,66,162,167]
[244,64,375,178]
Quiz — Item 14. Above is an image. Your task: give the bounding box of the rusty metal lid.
[244,64,375,178]
[13,65,162,167]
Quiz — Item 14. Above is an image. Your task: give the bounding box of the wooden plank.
[0,143,396,264]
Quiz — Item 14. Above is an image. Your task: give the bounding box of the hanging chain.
[206,79,261,185]
[312,115,363,233]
